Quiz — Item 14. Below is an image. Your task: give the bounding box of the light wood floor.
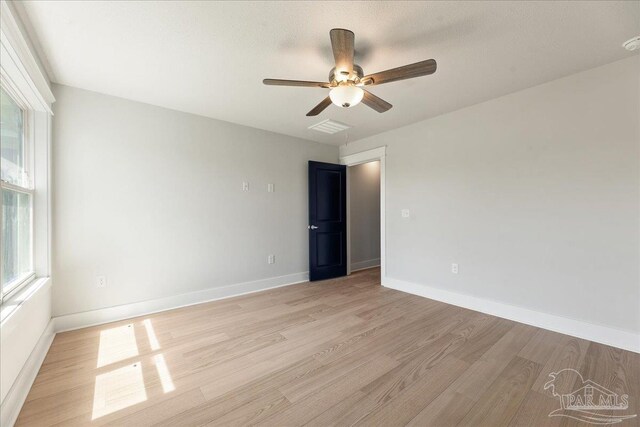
[17,268,640,426]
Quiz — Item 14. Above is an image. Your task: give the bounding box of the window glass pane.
[2,189,32,290]
[1,87,25,185]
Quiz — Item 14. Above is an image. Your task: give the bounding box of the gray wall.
[52,84,338,317]
[349,161,381,268]
[340,57,640,333]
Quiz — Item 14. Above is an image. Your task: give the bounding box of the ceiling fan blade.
[263,79,330,88]
[362,59,437,86]
[362,90,392,113]
[306,96,333,116]
[330,28,355,76]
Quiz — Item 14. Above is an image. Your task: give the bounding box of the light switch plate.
[267,183,274,193]
[401,209,410,218]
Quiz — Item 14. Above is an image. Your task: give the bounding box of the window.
[1,86,34,298]
[0,1,54,305]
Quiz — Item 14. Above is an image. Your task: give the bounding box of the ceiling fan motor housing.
[329,64,364,84]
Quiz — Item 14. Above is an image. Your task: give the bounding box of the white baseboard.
[351,258,381,272]
[54,271,309,332]
[0,319,55,427]
[383,276,640,354]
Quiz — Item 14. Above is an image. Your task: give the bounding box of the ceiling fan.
[263,28,437,116]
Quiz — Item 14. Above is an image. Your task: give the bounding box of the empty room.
[1,1,639,426]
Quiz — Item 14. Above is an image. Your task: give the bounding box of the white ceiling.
[18,1,640,145]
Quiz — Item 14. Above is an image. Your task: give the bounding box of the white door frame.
[340,146,386,280]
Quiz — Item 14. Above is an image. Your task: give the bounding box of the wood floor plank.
[279,340,387,403]
[403,324,537,426]
[202,388,290,426]
[459,356,542,426]
[434,322,537,404]
[155,358,321,427]
[258,355,399,426]
[81,388,206,427]
[529,335,590,394]
[354,355,470,426]
[407,390,476,426]
[303,391,371,427]
[15,268,640,426]
[507,389,564,427]
[575,343,640,422]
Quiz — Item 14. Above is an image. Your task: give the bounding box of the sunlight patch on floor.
[97,324,139,368]
[92,362,147,419]
[153,354,175,393]
[143,319,160,351]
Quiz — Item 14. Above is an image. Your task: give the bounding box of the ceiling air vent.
[308,119,351,134]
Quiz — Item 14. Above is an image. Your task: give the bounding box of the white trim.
[341,146,386,167]
[345,166,352,274]
[0,1,54,109]
[1,272,36,302]
[383,276,640,354]
[0,277,50,327]
[54,271,310,332]
[0,181,35,194]
[340,146,386,280]
[32,112,52,279]
[9,1,56,84]
[351,258,381,272]
[0,318,55,427]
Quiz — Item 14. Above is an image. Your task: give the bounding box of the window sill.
[2,272,37,301]
[0,277,50,325]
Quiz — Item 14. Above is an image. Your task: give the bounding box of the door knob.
[309,225,319,230]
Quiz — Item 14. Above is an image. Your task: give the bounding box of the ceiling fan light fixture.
[329,85,364,108]
[263,29,435,115]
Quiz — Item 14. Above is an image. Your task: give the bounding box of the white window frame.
[1,77,37,301]
[0,0,55,306]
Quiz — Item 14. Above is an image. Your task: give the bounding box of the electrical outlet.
[267,255,275,264]
[97,275,107,288]
[242,182,249,191]
[451,264,459,274]
[401,209,410,218]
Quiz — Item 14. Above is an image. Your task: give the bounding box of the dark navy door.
[308,161,347,281]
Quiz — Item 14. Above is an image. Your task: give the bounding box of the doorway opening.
[347,160,381,274]
[340,146,386,279]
